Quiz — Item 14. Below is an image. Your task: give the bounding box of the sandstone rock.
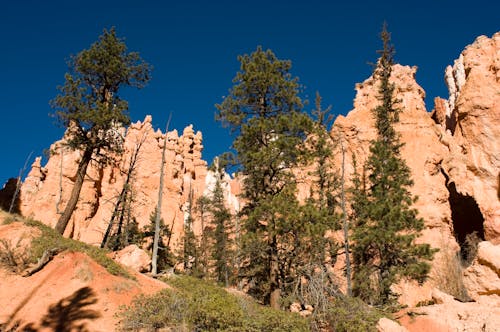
[377,317,408,332]
[431,288,455,304]
[463,241,500,299]
[289,302,313,317]
[439,32,500,243]
[19,115,207,249]
[399,295,500,332]
[112,244,151,272]
[0,251,165,332]
[476,240,500,274]
[330,33,500,306]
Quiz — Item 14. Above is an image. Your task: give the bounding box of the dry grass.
[432,238,469,301]
[0,237,30,273]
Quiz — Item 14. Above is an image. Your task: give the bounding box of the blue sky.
[1,0,498,185]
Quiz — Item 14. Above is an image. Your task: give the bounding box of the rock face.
[19,116,208,248]
[440,33,500,243]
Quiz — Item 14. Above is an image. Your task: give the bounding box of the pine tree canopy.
[51,27,152,154]
[216,46,316,308]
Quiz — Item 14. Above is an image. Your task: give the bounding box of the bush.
[0,238,30,273]
[320,296,382,332]
[118,276,309,332]
[433,238,469,301]
[118,289,189,331]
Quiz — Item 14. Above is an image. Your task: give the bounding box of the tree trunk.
[54,147,93,235]
[152,114,171,275]
[340,138,352,296]
[269,234,281,309]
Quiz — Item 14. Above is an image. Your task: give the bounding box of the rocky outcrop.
[111,244,152,273]
[463,241,500,299]
[399,292,500,332]
[19,116,208,248]
[439,33,500,243]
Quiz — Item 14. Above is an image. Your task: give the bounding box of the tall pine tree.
[206,162,234,286]
[216,46,312,308]
[351,26,434,307]
[51,28,151,235]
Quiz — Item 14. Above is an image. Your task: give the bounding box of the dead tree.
[340,136,352,296]
[9,151,33,214]
[101,134,146,249]
[152,113,172,275]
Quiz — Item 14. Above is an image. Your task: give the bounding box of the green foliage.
[117,288,189,331]
[216,46,314,306]
[292,92,340,276]
[350,25,434,307]
[51,27,151,156]
[321,296,382,332]
[24,218,133,279]
[106,217,143,251]
[198,162,236,286]
[52,27,152,235]
[142,209,175,271]
[118,275,309,331]
[181,189,205,278]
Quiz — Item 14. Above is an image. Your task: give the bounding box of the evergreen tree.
[143,209,175,272]
[298,92,339,271]
[351,26,434,307]
[51,27,152,235]
[208,166,234,286]
[182,189,204,277]
[216,46,313,308]
[291,93,341,307]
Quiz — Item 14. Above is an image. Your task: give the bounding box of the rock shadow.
[0,178,21,213]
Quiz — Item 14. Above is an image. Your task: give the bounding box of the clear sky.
[1,0,498,186]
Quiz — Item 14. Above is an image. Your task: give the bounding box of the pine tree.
[297,93,340,270]
[182,188,204,277]
[216,46,313,308]
[143,209,175,272]
[291,93,341,309]
[51,27,151,235]
[209,167,233,286]
[351,25,434,307]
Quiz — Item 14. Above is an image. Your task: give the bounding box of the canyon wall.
[19,116,211,247]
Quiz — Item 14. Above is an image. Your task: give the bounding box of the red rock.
[112,244,151,273]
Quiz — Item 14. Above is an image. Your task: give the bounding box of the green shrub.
[118,289,188,331]
[244,305,309,332]
[321,296,382,332]
[118,276,309,331]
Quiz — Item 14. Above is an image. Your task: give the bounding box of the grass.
[0,212,133,280]
[433,237,469,301]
